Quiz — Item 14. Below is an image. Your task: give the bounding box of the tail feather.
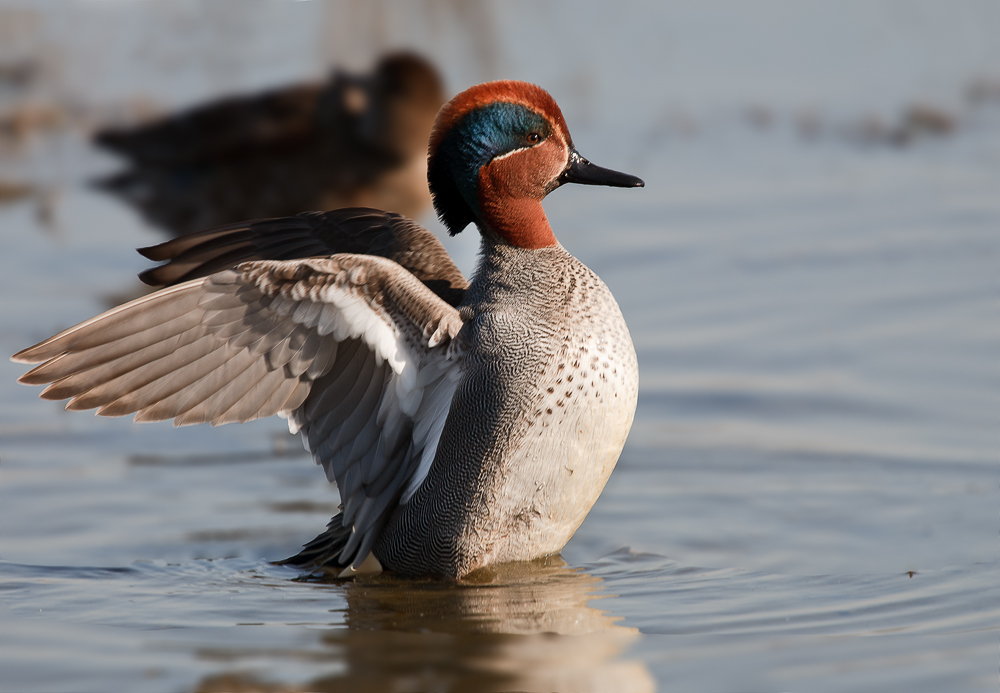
[277,514,383,577]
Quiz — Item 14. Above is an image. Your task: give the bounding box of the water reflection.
[192,557,654,693]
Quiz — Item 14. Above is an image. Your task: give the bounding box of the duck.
[14,80,644,579]
[94,52,445,237]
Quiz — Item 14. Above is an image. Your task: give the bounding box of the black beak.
[558,149,644,188]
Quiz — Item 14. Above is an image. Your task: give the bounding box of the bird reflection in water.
[94,52,445,237]
[192,556,654,693]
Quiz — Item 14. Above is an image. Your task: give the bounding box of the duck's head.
[427,80,643,249]
[365,52,445,157]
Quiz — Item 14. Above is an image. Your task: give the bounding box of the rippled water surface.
[1,2,998,691]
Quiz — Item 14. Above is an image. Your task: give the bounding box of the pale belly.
[473,326,640,568]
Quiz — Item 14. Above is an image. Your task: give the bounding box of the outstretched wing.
[13,254,466,568]
[137,208,469,306]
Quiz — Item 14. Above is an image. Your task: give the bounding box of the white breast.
[482,292,639,564]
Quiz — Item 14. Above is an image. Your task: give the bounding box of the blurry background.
[1,2,998,692]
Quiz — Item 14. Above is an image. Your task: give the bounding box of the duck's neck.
[468,228,566,306]
[474,151,557,249]
[476,197,556,249]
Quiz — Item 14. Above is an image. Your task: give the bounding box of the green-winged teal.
[16,80,643,579]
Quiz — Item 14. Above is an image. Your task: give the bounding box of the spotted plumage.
[13,80,643,579]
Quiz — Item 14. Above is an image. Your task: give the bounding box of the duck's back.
[377,240,638,577]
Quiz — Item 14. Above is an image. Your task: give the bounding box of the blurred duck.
[16,80,643,579]
[95,52,445,236]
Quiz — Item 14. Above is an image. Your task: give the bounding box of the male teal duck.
[15,80,643,579]
[95,52,444,236]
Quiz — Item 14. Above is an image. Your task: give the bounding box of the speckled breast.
[478,247,639,566]
[377,239,638,577]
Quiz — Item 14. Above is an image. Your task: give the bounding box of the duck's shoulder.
[465,242,611,316]
[460,244,619,364]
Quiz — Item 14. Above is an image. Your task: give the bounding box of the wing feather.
[66,337,226,413]
[173,355,273,425]
[15,252,466,570]
[137,209,469,307]
[36,326,210,401]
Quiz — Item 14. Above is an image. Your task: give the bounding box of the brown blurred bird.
[94,52,445,236]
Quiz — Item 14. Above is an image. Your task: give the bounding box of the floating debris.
[794,108,823,140]
[895,104,956,143]
[0,101,65,145]
[966,77,1000,106]
[743,104,775,131]
[0,59,40,92]
[0,179,34,204]
[842,103,957,147]
[0,179,58,230]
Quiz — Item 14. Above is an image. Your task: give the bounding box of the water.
[1,2,998,691]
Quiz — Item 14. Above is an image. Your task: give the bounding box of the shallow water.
[2,2,999,691]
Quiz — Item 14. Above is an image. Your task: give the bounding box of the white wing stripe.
[401,367,462,503]
[16,253,467,571]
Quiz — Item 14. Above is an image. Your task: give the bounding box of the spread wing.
[13,254,466,568]
[137,208,469,306]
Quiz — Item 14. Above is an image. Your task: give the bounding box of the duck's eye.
[526,132,542,144]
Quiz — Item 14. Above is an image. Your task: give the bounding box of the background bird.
[94,52,445,237]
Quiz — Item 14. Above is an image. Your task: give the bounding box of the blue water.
[1,2,998,691]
